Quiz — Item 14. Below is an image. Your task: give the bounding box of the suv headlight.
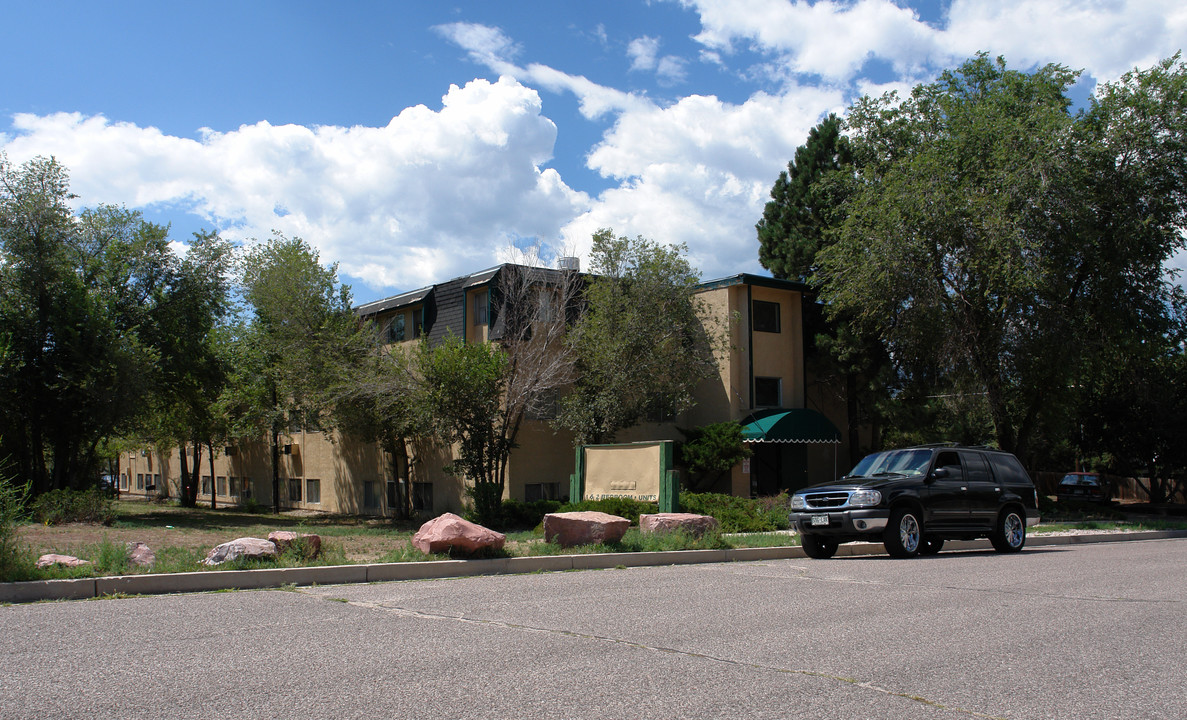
[848,489,882,508]
[790,494,807,511]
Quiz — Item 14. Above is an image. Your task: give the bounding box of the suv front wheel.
[884,507,923,558]
[801,533,839,559]
[990,508,1026,553]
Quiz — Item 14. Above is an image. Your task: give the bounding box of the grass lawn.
[9,499,799,583]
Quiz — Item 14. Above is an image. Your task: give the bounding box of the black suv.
[790,445,1040,559]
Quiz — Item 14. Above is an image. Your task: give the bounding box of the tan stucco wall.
[749,285,803,408]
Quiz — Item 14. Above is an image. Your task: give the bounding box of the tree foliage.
[756,115,888,462]
[417,335,509,521]
[679,422,752,493]
[557,230,721,445]
[0,155,175,492]
[757,113,853,282]
[230,232,365,512]
[812,54,1187,465]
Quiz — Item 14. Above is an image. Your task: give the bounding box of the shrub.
[680,422,752,492]
[465,483,505,528]
[680,492,791,533]
[556,498,659,525]
[239,497,265,515]
[463,498,562,531]
[29,487,117,525]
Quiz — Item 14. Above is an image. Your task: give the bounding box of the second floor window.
[753,300,781,333]
[388,314,405,342]
[412,307,424,338]
[754,377,782,407]
[474,291,489,326]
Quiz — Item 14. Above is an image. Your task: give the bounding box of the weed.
[93,537,129,575]
[1,471,31,582]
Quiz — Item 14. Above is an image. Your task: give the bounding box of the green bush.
[29,487,117,526]
[556,498,659,525]
[239,497,265,514]
[464,498,562,531]
[681,492,791,533]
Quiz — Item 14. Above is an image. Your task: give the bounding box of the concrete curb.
[5,529,1186,604]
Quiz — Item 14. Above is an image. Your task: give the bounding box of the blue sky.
[2,1,1183,304]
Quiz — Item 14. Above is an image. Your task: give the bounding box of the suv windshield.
[848,449,933,478]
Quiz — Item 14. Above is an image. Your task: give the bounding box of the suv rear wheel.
[884,507,922,558]
[990,508,1026,553]
[801,533,839,559]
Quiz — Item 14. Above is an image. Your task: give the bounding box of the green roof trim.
[739,408,841,444]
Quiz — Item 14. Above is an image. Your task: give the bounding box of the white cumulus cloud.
[1,77,590,293]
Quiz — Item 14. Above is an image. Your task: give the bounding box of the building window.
[217,476,227,496]
[120,474,128,491]
[388,313,405,343]
[242,479,253,499]
[524,482,561,502]
[229,477,240,497]
[287,478,302,502]
[151,474,160,491]
[536,290,555,323]
[201,476,212,495]
[753,300,781,333]
[136,473,144,490]
[473,291,489,326]
[412,307,424,338]
[412,482,433,513]
[754,377,782,407]
[306,478,321,504]
[363,481,380,510]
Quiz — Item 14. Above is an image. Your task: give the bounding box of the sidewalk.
[4,529,1186,604]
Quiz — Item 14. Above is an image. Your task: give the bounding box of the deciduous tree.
[557,230,721,445]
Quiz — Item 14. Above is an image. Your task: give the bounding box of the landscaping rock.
[412,513,505,555]
[543,511,630,547]
[640,513,720,538]
[35,554,92,569]
[126,542,156,568]
[268,531,322,559]
[203,537,278,566]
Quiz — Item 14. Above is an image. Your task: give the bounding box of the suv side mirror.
[929,467,949,481]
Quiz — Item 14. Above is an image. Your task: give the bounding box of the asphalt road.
[2,538,1184,720]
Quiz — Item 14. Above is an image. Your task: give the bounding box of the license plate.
[810,514,830,527]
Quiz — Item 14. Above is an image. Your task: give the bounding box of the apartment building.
[118,265,844,515]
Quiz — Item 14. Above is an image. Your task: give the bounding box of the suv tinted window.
[987,453,1031,485]
[962,451,991,482]
[934,450,962,477]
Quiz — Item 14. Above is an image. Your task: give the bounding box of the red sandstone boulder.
[203,537,278,566]
[126,542,156,568]
[35,554,92,569]
[412,513,505,555]
[640,513,720,538]
[543,511,630,547]
[268,531,323,559]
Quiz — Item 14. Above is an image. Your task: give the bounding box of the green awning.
[739,408,841,444]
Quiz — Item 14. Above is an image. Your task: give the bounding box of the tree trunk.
[271,382,281,514]
[178,445,191,507]
[208,442,217,510]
